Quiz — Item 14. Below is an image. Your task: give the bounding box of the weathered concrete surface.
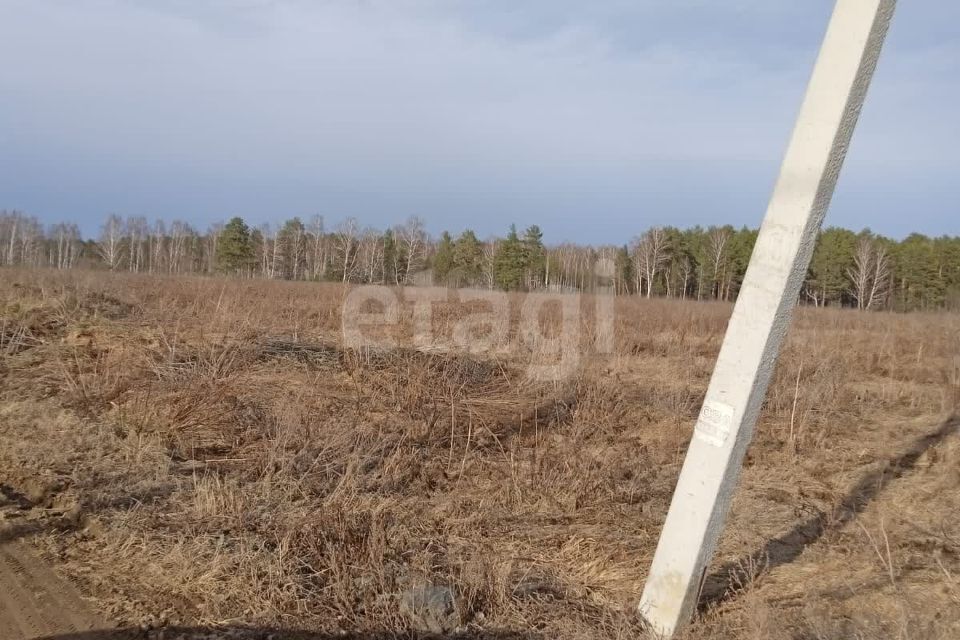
[638,1,897,636]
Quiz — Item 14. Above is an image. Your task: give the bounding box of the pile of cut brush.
[260,336,578,443]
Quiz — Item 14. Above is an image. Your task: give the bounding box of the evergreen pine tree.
[382,229,397,284]
[894,233,941,310]
[433,231,455,285]
[807,227,857,306]
[453,230,483,286]
[522,224,546,288]
[615,245,634,295]
[216,217,255,275]
[493,225,526,291]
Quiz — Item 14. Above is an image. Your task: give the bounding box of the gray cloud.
[0,0,956,241]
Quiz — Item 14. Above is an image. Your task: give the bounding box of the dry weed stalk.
[0,268,957,639]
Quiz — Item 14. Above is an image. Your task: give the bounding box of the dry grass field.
[1,268,959,639]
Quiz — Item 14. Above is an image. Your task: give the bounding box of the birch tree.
[848,235,890,310]
[632,227,671,298]
[396,216,428,284]
[335,217,360,283]
[97,214,125,271]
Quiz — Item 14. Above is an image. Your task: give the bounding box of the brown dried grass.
[0,267,958,639]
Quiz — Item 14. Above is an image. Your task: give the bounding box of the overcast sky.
[0,1,957,243]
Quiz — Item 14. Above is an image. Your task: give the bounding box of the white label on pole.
[695,401,735,447]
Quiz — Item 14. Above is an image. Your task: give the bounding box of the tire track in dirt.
[0,539,104,639]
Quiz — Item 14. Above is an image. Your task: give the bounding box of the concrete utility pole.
[638,1,896,636]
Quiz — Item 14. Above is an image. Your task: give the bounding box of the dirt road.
[0,538,104,640]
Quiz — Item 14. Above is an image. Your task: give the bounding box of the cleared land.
[0,538,103,639]
[0,268,958,639]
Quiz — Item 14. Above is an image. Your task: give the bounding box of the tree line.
[1,209,958,312]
